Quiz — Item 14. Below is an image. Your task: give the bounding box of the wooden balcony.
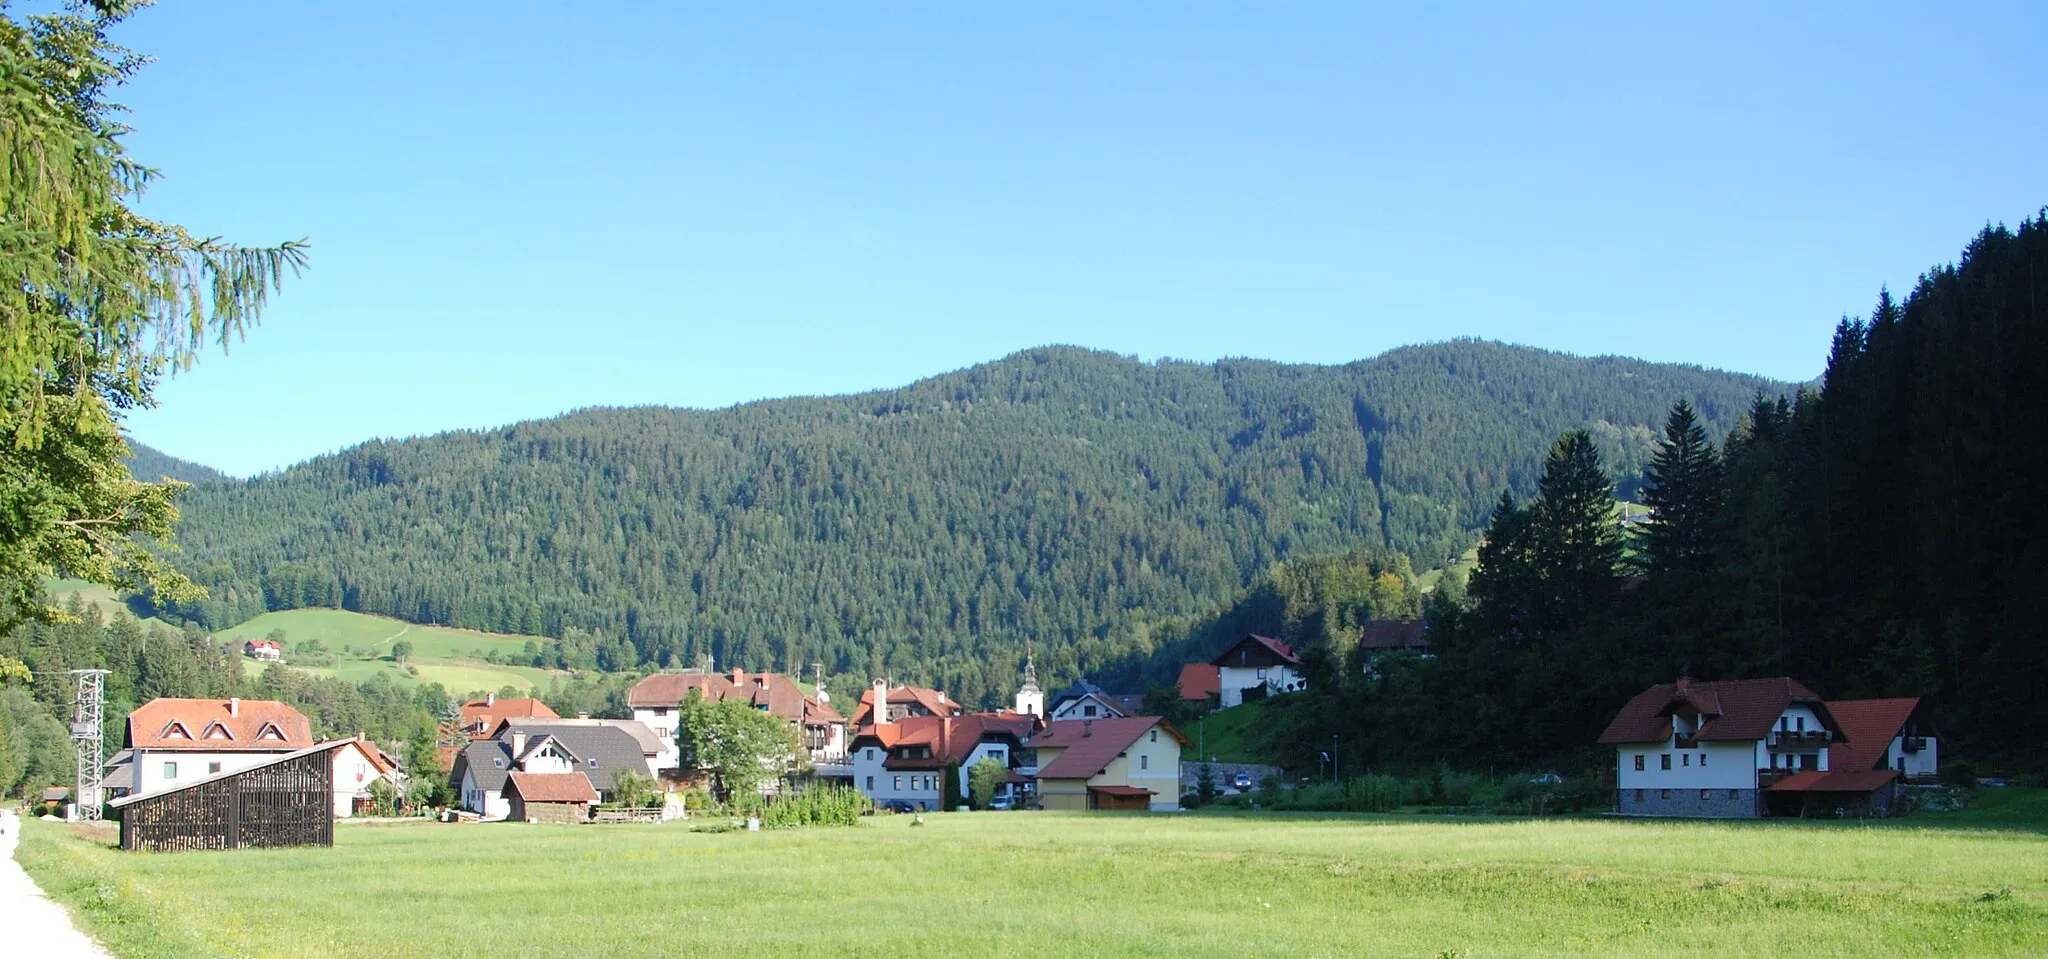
[1902,736,1928,753]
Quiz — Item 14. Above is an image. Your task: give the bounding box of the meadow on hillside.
[221,608,556,695]
[21,796,2048,958]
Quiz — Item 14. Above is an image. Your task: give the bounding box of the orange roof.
[627,671,845,726]
[126,698,313,751]
[1598,678,1831,745]
[1175,664,1220,702]
[1825,698,1924,771]
[851,684,960,726]
[1032,716,1187,780]
[507,771,599,804]
[459,697,558,737]
[849,712,1040,769]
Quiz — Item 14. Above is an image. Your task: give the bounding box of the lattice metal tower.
[68,668,110,820]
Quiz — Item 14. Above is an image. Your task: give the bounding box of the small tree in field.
[676,691,804,801]
[391,639,414,664]
[968,757,1009,810]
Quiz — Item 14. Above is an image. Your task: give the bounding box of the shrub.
[732,784,870,828]
[1942,761,1980,789]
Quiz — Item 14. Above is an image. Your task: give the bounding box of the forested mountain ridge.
[146,340,1782,708]
[122,442,230,486]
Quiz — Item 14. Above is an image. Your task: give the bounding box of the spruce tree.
[1639,400,1722,574]
[1531,430,1621,631]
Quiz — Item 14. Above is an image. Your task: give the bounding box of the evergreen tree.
[1530,431,1622,633]
[1639,400,1722,574]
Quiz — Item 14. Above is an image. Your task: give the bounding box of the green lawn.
[21,798,2047,958]
[1185,699,1271,764]
[40,578,174,629]
[222,608,559,695]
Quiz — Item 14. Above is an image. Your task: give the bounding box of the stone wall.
[1616,786,1758,818]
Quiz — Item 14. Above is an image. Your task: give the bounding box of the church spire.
[1014,642,1044,717]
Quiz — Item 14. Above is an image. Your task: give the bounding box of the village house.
[847,711,1040,810]
[1599,677,1938,819]
[1175,663,1220,706]
[1046,681,1143,722]
[628,668,848,776]
[1029,716,1187,811]
[123,697,315,796]
[450,718,656,820]
[326,737,396,817]
[850,679,963,726]
[504,770,600,823]
[1212,635,1306,707]
[457,693,559,740]
[242,638,282,662]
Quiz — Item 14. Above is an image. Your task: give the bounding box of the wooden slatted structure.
[109,740,351,852]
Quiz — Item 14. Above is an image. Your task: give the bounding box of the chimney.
[228,697,239,718]
[872,678,890,726]
[1083,719,1093,737]
[732,667,745,686]
[511,730,528,757]
[486,692,495,707]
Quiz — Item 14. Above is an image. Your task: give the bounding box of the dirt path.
[0,811,112,958]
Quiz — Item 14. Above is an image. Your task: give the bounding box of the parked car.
[986,795,1014,811]
[880,800,918,814]
[1231,772,1254,790]
[1528,773,1566,786]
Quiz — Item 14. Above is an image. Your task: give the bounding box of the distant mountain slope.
[124,441,231,485]
[149,341,1783,706]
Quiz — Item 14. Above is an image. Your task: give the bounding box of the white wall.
[957,743,1016,799]
[459,769,512,820]
[632,707,683,774]
[1886,735,1939,779]
[849,745,945,809]
[131,750,286,795]
[1215,665,1303,708]
[1615,742,1757,790]
[1050,696,1119,722]
[330,747,386,818]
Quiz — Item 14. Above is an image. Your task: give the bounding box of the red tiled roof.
[1825,698,1922,771]
[126,698,314,751]
[850,684,960,726]
[1764,770,1899,793]
[1598,678,1830,745]
[507,771,600,803]
[459,697,558,737]
[627,671,845,726]
[1031,717,1187,780]
[849,712,1037,769]
[1176,664,1220,702]
[1358,619,1429,652]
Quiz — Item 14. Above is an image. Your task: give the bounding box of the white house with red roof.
[1600,678,1933,819]
[1212,635,1305,708]
[846,710,1041,811]
[242,638,282,662]
[1827,698,1940,784]
[124,697,315,796]
[627,668,848,775]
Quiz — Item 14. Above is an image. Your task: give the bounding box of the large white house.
[627,669,847,775]
[123,697,315,796]
[1211,635,1305,708]
[846,712,1039,811]
[1599,678,1936,819]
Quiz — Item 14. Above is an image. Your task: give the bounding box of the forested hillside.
[122,442,230,486]
[142,341,1778,709]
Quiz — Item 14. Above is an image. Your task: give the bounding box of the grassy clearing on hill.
[221,608,558,695]
[40,578,173,629]
[1184,699,1270,765]
[21,796,2048,958]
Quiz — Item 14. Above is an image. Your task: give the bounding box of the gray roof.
[498,717,663,758]
[452,740,515,793]
[491,720,650,792]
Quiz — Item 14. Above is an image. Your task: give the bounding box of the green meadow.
[221,608,557,695]
[20,793,2048,958]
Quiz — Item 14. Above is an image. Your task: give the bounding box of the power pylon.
[68,669,110,820]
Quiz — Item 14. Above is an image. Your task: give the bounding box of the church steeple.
[1014,642,1044,717]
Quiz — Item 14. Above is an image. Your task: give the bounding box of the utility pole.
[1331,735,1339,782]
[68,669,110,820]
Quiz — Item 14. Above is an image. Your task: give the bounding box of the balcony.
[1769,730,1830,748]
[1673,734,1700,749]
[1902,736,1928,753]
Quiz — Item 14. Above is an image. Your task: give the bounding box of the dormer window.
[202,722,235,741]
[160,721,192,740]
[256,723,287,741]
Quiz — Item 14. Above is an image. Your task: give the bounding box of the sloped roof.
[1598,678,1832,745]
[490,717,664,758]
[1211,635,1299,667]
[491,720,648,791]
[1176,663,1220,702]
[849,713,1037,770]
[126,698,313,751]
[1764,770,1899,793]
[1031,717,1187,780]
[628,671,845,726]
[851,684,960,726]
[459,697,557,735]
[507,771,599,804]
[453,740,515,793]
[1825,698,1924,771]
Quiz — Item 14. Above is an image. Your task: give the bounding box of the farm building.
[107,739,369,852]
[505,771,599,823]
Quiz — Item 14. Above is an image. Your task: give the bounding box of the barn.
[505,771,599,823]
[108,739,362,852]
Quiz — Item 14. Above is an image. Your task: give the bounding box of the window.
[1700,753,1707,767]
[1683,754,1690,767]
[493,758,506,769]
[1701,789,1712,800]
[1256,668,1267,681]
[1140,755,1150,771]
[163,761,177,779]
[1660,754,1672,771]
[1083,705,1098,717]
[1659,789,1671,800]
[588,758,599,768]
[865,776,874,790]
[866,748,876,761]
[893,776,901,790]
[1633,755,1645,771]
[1149,730,1158,743]
[1633,789,1643,803]
[207,761,222,775]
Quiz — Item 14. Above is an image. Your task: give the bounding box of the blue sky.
[108,2,2047,476]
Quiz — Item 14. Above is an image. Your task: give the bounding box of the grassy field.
[1184,699,1270,765]
[221,608,557,695]
[19,794,2048,958]
[40,578,175,629]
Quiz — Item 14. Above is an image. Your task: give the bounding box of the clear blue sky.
[108,2,2047,476]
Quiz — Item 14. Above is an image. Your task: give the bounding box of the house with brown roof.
[846,711,1042,811]
[1212,635,1305,707]
[458,693,559,740]
[451,719,660,820]
[1175,663,1220,705]
[628,669,848,775]
[1599,678,1931,819]
[849,679,962,727]
[243,638,282,662]
[504,771,599,824]
[123,698,315,798]
[1029,716,1187,812]
[1827,698,1940,784]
